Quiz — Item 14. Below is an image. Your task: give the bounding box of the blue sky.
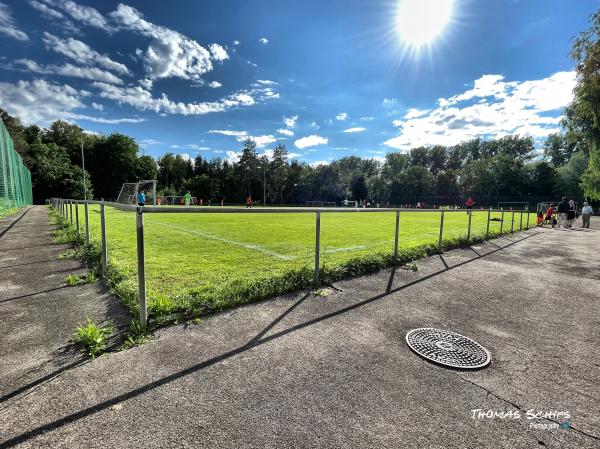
[0,0,597,165]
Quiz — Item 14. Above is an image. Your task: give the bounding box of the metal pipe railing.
[49,198,533,328]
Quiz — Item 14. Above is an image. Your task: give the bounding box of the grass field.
[65,204,534,323]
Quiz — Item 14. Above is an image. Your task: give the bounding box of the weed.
[65,272,97,286]
[72,318,115,357]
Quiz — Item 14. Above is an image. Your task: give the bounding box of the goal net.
[498,202,529,211]
[537,201,577,213]
[163,195,198,205]
[116,180,156,205]
[306,201,336,207]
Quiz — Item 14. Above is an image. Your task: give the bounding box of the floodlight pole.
[314,211,321,287]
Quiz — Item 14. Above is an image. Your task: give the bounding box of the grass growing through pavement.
[72,318,115,358]
[61,204,535,326]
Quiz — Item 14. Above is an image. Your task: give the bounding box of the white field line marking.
[147,220,296,261]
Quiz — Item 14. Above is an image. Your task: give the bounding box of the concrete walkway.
[0,209,599,448]
[0,206,129,418]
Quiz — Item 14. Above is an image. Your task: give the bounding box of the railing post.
[100,202,108,274]
[519,211,523,231]
[84,202,90,244]
[511,211,515,233]
[466,209,473,242]
[69,201,73,225]
[438,210,445,254]
[75,201,80,235]
[500,211,505,234]
[526,211,530,230]
[136,207,147,328]
[314,211,321,286]
[486,208,491,240]
[393,210,400,265]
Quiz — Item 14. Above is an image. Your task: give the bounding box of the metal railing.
[49,198,532,328]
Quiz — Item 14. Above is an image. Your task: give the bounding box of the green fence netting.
[0,119,33,215]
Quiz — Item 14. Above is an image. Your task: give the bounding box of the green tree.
[565,9,600,198]
[270,144,289,203]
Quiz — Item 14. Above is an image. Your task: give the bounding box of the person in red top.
[545,204,555,228]
[246,195,253,208]
[465,196,475,215]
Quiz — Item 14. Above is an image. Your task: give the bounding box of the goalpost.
[497,201,529,211]
[306,201,336,207]
[116,180,157,205]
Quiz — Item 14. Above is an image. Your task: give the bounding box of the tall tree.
[565,9,600,198]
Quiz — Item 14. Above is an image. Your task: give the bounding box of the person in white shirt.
[581,202,593,228]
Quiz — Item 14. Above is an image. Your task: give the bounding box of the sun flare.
[396,0,454,47]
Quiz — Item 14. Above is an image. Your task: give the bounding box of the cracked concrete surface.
[0,209,599,448]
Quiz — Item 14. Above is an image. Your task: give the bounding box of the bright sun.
[396,0,454,47]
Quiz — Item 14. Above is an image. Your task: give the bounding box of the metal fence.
[50,198,533,328]
[0,120,33,216]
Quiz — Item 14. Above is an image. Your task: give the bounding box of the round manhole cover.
[405,328,491,369]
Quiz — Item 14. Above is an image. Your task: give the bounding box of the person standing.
[137,190,145,207]
[545,204,555,228]
[567,199,577,228]
[557,197,570,229]
[246,195,253,208]
[465,196,475,215]
[582,202,594,228]
[184,191,192,207]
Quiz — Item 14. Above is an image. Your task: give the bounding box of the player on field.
[184,191,192,206]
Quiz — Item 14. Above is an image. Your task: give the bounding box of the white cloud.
[284,115,298,128]
[93,82,276,116]
[109,4,225,82]
[209,43,229,62]
[343,127,366,133]
[310,160,329,167]
[14,58,124,84]
[140,138,161,145]
[259,37,269,44]
[0,78,144,126]
[360,116,375,121]
[139,78,153,89]
[226,150,240,163]
[208,130,248,137]
[59,0,112,31]
[91,102,103,110]
[178,153,191,161]
[382,98,397,107]
[248,135,277,147]
[207,81,222,88]
[184,144,210,150]
[310,121,320,129]
[0,2,29,41]
[277,128,294,136]
[208,129,276,148]
[403,108,428,119]
[233,40,240,46]
[295,135,328,149]
[256,79,277,85]
[29,0,63,20]
[42,32,129,75]
[384,71,577,151]
[336,112,348,121]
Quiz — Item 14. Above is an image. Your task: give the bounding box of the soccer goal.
[498,202,529,211]
[116,180,157,205]
[306,201,336,207]
[537,201,577,213]
[164,195,198,205]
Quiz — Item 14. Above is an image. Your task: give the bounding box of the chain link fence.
[0,119,33,216]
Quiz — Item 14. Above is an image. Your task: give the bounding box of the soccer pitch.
[72,204,534,319]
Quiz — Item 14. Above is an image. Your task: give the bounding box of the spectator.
[567,199,577,228]
[545,204,554,227]
[137,190,145,207]
[557,197,570,229]
[465,196,475,215]
[582,202,594,228]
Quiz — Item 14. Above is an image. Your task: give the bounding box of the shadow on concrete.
[0,231,542,449]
